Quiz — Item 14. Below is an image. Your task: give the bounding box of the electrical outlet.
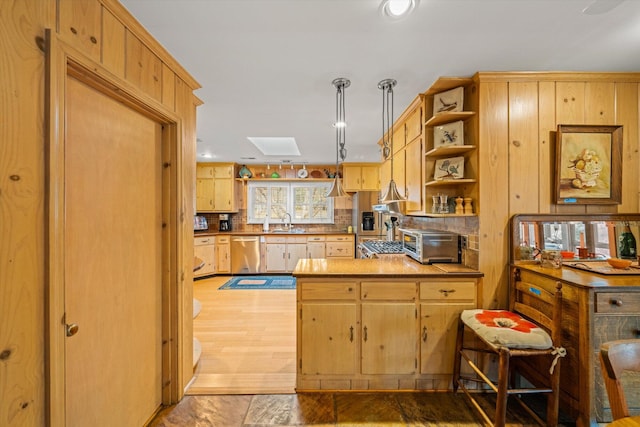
[460,235,468,249]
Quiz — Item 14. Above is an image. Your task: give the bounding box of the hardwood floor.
[150,275,576,426]
[187,276,296,395]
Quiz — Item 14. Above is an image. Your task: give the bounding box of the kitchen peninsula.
[293,257,483,391]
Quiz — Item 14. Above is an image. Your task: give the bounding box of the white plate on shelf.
[297,168,308,178]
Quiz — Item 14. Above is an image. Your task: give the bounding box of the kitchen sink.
[271,228,305,234]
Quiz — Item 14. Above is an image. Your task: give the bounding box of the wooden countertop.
[514,261,640,288]
[293,257,483,278]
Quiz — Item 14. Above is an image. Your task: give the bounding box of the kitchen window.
[247,181,334,224]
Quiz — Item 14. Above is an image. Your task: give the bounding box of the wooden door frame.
[44,30,184,426]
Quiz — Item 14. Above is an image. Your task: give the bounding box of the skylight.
[247,137,301,156]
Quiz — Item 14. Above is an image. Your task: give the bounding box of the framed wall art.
[434,156,464,180]
[433,86,463,114]
[554,124,623,204]
[434,120,464,148]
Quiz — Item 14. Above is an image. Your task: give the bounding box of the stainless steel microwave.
[400,228,461,264]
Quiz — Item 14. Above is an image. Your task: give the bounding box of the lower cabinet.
[297,277,479,391]
[419,280,476,377]
[265,236,307,272]
[325,235,354,259]
[194,236,215,277]
[215,235,230,274]
[306,236,326,259]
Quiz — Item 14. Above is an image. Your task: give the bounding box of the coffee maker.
[362,212,375,231]
[219,214,231,231]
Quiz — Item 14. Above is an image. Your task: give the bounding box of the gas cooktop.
[361,240,404,254]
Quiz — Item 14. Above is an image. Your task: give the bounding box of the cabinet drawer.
[307,236,326,242]
[300,282,357,300]
[594,315,640,347]
[326,242,354,257]
[327,235,354,243]
[420,280,476,302]
[595,292,640,314]
[265,236,286,243]
[217,235,230,244]
[195,236,215,246]
[361,282,416,301]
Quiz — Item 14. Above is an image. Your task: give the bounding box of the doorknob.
[66,323,79,337]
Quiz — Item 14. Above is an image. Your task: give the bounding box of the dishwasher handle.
[231,236,259,242]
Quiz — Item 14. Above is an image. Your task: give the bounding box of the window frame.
[247,181,334,225]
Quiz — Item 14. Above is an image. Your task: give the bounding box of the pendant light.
[378,78,406,206]
[326,78,351,198]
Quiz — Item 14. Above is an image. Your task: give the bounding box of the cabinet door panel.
[194,242,215,277]
[361,303,416,374]
[405,138,422,212]
[287,243,307,272]
[420,303,472,374]
[195,178,214,212]
[300,303,357,375]
[216,243,230,273]
[406,107,422,143]
[265,243,287,272]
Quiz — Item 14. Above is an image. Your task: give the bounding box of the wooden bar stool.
[453,271,565,427]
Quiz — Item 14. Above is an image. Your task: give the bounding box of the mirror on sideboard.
[510,214,640,262]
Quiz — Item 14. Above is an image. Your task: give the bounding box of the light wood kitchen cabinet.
[342,163,380,192]
[306,236,325,259]
[419,280,476,381]
[265,236,307,272]
[196,163,236,212]
[194,236,215,277]
[300,302,357,375]
[361,281,418,375]
[404,137,423,213]
[325,235,354,259]
[296,275,481,391]
[215,235,230,274]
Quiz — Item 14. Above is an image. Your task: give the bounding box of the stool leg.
[546,357,561,427]
[495,347,510,427]
[452,317,465,392]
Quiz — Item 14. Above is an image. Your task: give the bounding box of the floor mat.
[218,276,296,290]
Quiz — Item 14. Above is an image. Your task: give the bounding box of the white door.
[64,76,163,426]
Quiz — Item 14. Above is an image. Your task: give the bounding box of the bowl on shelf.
[607,258,633,269]
[561,251,576,259]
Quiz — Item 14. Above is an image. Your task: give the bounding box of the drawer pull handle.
[363,326,368,342]
[349,326,354,342]
[439,289,456,297]
[610,299,623,307]
[422,326,428,342]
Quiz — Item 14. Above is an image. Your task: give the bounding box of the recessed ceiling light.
[380,0,418,19]
[247,137,301,156]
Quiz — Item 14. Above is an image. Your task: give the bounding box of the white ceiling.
[120,0,640,165]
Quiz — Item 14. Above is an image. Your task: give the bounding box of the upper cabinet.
[379,95,424,214]
[196,163,237,213]
[342,163,380,192]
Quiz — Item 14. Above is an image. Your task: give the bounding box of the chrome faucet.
[283,212,292,230]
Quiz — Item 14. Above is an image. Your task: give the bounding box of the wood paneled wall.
[476,72,640,309]
[0,1,200,425]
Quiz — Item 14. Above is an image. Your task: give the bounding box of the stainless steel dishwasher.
[230,236,261,274]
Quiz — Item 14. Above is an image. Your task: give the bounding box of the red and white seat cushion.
[461,309,552,350]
